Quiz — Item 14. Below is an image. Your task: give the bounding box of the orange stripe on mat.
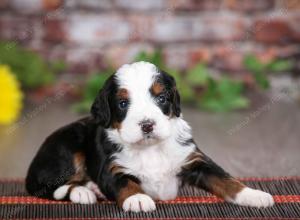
[0,195,299,205]
[14,218,299,220]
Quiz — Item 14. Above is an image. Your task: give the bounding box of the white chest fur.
[113,139,194,200]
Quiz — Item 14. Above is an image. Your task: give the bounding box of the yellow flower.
[0,65,23,125]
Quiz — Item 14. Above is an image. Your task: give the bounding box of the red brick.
[279,0,300,11]
[213,46,247,72]
[0,18,3,39]
[169,0,222,11]
[42,0,62,11]
[163,45,190,69]
[2,0,298,75]
[289,15,300,42]
[41,44,67,62]
[65,47,106,74]
[226,0,275,13]
[189,47,212,65]
[105,44,154,68]
[127,15,153,42]
[253,19,296,44]
[43,19,66,43]
[0,16,35,43]
[259,48,278,64]
[0,0,9,9]
[9,0,62,14]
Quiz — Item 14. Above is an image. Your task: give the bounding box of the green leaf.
[50,60,67,73]
[72,100,94,113]
[267,60,293,72]
[134,51,148,62]
[151,49,164,69]
[178,82,195,102]
[0,41,58,89]
[186,63,210,86]
[199,77,249,112]
[244,54,264,73]
[253,72,270,89]
[134,49,164,69]
[73,70,112,113]
[227,96,249,109]
[84,72,111,100]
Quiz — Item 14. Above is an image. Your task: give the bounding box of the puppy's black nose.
[140,120,154,134]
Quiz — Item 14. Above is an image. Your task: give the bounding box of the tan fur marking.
[209,177,245,199]
[116,180,144,207]
[151,82,164,95]
[116,88,129,100]
[112,122,122,130]
[67,152,88,184]
[73,152,85,172]
[108,162,124,175]
[183,150,203,167]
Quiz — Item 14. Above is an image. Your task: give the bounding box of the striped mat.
[0,177,300,219]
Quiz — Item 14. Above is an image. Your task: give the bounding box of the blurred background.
[0,0,299,178]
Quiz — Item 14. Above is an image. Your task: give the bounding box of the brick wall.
[0,0,299,74]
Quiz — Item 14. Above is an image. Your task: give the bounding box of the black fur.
[26,117,95,199]
[178,149,231,192]
[91,75,129,128]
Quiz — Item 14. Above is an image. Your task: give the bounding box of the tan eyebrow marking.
[151,82,164,95]
[116,88,129,99]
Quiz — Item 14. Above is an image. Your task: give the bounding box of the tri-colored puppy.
[26,62,274,212]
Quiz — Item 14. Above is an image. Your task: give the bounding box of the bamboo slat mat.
[0,177,299,219]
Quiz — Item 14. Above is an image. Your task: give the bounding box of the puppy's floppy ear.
[91,76,115,127]
[172,86,181,117]
[160,70,181,117]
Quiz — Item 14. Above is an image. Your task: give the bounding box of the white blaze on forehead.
[115,62,159,94]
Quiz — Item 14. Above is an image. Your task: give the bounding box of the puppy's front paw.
[122,193,156,212]
[85,181,106,199]
[70,186,97,204]
[231,187,274,208]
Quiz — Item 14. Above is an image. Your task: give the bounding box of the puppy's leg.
[26,118,101,204]
[115,177,156,213]
[103,164,155,212]
[27,149,98,204]
[179,149,274,208]
[53,152,105,204]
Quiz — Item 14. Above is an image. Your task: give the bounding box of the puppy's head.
[91,61,181,146]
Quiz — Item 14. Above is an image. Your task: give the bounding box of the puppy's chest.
[115,145,189,200]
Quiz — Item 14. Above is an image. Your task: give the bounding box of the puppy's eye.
[119,100,129,109]
[156,94,167,104]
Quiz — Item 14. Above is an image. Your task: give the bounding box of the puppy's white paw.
[53,185,71,200]
[231,187,274,208]
[70,186,97,204]
[122,193,156,212]
[85,181,106,199]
